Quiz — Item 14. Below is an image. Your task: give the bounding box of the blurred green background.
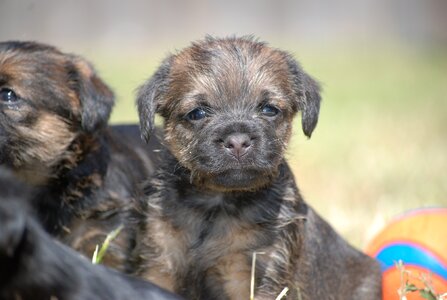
[1,0,446,248]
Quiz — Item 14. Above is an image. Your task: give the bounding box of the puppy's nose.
[224,133,252,159]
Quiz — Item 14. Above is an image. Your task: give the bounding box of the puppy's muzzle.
[197,119,278,190]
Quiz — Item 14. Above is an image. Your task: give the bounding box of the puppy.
[131,36,382,299]
[0,41,159,270]
[0,167,182,300]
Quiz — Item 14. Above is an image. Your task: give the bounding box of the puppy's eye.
[0,88,18,103]
[186,108,207,121]
[261,104,280,117]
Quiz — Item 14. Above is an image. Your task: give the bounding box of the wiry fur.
[132,36,382,299]
[0,167,182,300]
[0,41,159,270]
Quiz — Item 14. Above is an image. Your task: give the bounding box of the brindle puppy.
[0,41,159,270]
[132,36,382,299]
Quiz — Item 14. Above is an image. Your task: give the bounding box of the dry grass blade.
[275,287,289,300]
[250,252,265,300]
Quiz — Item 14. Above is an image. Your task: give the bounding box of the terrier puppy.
[132,36,382,299]
[0,41,159,270]
[0,167,182,300]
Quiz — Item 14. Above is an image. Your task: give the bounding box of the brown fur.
[133,36,382,299]
[0,41,159,271]
[0,167,183,300]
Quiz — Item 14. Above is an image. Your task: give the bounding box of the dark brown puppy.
[132,36,382,299]
[0,41,159,271]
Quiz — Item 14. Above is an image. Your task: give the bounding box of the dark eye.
[186,108,207,121]
[261,104,280,117]
[0,88,18,103]
[0,88,18,102]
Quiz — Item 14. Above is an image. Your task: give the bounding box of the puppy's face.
[138,37,321,192]
[0,41,114,182]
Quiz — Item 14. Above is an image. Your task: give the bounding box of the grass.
[89,43,447,249]
[91,224,124,265]
[287,45,447,247]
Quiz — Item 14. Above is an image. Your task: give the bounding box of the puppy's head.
[0,41,114,182]
[138,36,321,192]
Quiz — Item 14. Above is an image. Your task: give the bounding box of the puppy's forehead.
[0,46,66,79]
[0,45,76,105]
[170,39,293,108]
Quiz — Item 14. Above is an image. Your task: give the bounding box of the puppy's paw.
[0,201,27,284]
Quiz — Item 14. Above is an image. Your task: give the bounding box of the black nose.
[223,133,252,159]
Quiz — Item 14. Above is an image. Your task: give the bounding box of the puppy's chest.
[147,207,267,299]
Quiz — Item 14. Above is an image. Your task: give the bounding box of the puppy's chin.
[194,168,278,192]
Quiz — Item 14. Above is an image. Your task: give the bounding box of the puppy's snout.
[223,133,252,159]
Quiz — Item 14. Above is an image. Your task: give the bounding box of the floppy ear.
[285,55,322,138]
[136,56,172,143]
[68,56,114,133]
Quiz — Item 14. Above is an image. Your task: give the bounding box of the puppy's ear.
[285,55,322,138]
[137,56,172,143]
[68,56,114,132]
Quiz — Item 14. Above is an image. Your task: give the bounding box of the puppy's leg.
[0,179,182,300]
[0,199,27,286]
